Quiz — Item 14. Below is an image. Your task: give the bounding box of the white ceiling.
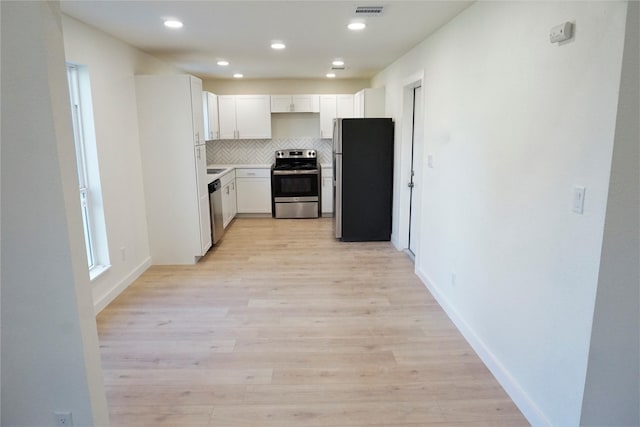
[60,1,473,80]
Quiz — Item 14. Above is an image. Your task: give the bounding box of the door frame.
[408,85,423,258]
[393,71,424,255]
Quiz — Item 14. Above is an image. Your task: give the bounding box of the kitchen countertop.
[206,164,272,184]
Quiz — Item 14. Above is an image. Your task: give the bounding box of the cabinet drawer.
[235,168,271,178]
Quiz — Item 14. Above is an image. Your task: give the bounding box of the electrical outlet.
[54,411,73,426]
[427,154,434,169]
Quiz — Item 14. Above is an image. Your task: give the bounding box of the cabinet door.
[236,178,271,213]
[235,95,271,139]
[337,95,354,118]
[230,179,237,218]
[202,92,210,139]
[206,92,219,140]
[271,95,292,113]
[195,146,212,253]
[190,77,205,145]
[319,95,337,139]
[321,176,333,214]
[222,182,232,228]
[292,95,319,113]
[354,90,365,118]
[218,95,237,139]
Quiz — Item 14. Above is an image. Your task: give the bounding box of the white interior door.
[408,86,423,256]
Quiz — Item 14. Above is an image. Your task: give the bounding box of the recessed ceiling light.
[332,60,345,67]
[163,20,183,29]
[233,73,243,78]
[217,60,229,66]
[347,22,366,31]
[326,73,336,78]
[271,42,286,50]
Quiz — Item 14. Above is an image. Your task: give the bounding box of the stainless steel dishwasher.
[208,179,224,244]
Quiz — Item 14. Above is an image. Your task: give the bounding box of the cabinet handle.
[226,186,229,195]
[195,132,200,144]
[197,147,201,160]
[216,130,220,139]
[290,103,294,112]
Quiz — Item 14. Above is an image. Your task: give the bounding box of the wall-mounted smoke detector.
[354,6,384,16]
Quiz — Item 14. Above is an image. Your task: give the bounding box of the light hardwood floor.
[97,218,528,426]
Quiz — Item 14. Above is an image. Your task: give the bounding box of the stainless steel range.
[271,149,320,219]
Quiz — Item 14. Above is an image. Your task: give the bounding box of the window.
[66,64,110,279]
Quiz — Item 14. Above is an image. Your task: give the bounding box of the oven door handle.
[272,169,320,175]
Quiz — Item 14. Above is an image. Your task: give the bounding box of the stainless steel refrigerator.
[333,118,394,241]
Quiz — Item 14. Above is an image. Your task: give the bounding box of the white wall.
[204,78,369,95]
[372,1,628,425]
[1,2,108,425]
[62,15,182,312]
[580,1,639,424]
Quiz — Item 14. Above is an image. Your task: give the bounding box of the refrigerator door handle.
[335,153,343,239]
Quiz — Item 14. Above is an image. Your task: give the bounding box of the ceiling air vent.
[354,6,384,16]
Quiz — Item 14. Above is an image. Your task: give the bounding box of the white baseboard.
[415,266,550,427]
[93,257,151,314]
[391,234,402,250]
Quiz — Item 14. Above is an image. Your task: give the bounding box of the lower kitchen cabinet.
[321,168,333,214]
[235,168,272,214]
[222,179,237,228]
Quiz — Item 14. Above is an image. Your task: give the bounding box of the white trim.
[89,264,111,281]
[93,257,151,314]
[415,266,552,427]
[395,70,425,253]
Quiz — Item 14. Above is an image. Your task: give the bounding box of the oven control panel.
[276,149,316,159]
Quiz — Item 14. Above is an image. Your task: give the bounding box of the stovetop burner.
[273,162,318,171]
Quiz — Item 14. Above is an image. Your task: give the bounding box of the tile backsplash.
[206,138,332,165]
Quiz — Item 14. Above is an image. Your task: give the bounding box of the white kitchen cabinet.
[321,167,334,215]
[218,95,271,139]
[337,94,355,118]
[354,87,385,118]
[235,168,272,214]
[319,95,337,139]
[319,94,355,139]
[220,170,237,228]
[135,74,211,264]
[271,94,320,113]
[191,78,206,146]
[202,91,220,140]
[195,146,211,251]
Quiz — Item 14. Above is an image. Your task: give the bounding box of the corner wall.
[61,15,182,312]
[1,2,108,424]
[580,1,639,424]
[372,1,628,425]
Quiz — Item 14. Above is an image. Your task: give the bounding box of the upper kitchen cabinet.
[202,91,220,140]
[354,87,385,118]
[319,94,354,139]
[271,95,320,113]
[218,95,271,139]
[135,74,211,264]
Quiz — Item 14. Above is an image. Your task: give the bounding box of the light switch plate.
[573,186,586,214]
